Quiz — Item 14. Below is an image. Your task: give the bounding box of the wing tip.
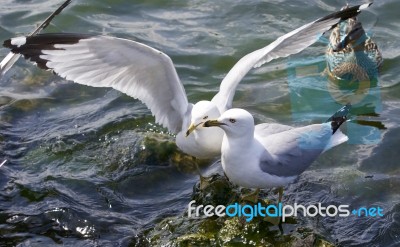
[3,36,27,49]
[3,39,11,48]
[3,33,96,71]
[317,2,373,25]
[360,2,373,11]
[327,104,351,134]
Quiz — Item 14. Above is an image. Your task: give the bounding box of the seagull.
[326,4,382,83]
[0,0,72,78]
[3,3,370,160]
[203,104,350,202]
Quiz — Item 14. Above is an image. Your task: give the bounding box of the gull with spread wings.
[3,3,371,159]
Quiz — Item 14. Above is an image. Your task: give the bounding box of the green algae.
[142,174,336,247]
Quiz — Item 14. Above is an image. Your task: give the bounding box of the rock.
[139,174,335,246]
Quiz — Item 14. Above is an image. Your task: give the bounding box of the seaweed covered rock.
[139,174,335,247]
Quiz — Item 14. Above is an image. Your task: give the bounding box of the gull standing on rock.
[203,104,350,202]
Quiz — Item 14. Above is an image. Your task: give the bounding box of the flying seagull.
[3,3,370,159]
[0,0,72,78]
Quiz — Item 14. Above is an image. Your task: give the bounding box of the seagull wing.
[254,123,293,138]
[211,3,372,112]
[257,123,342,177]
[4,34,191,133]
[258,103,351,177]
[0,0,72,78]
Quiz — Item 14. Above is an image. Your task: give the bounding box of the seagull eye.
[203,116,208,120]
[229,119,236,123]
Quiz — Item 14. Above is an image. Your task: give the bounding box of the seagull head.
[185,101,221,137]
[203,108,254,138]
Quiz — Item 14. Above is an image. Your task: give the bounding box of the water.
[1,0,399,246]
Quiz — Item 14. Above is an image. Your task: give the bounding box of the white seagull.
[3,4,370,159]
[203,104,350,201]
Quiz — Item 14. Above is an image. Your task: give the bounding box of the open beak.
[185,123,200,137]
[203,120,225,127]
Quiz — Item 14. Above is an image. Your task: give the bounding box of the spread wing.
[4,34,191,133]
[211,3,372,112]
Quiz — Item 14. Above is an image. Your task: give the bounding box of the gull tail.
[324,104,351,151]
[0,0,72,78]
[324,129,348,152]
[327,104,351,134]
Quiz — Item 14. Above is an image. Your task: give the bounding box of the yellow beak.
[185,123,199,137]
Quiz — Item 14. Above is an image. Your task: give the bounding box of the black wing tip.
[3,33,94,70]
[3,39,12,48]
[4,33,94,50]
[327,103,351,134]
[317,2,373,24]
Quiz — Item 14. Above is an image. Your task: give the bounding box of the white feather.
[41,36,191,134]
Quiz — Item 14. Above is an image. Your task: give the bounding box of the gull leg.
[194,159,208,190]
[240,188,260,203]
